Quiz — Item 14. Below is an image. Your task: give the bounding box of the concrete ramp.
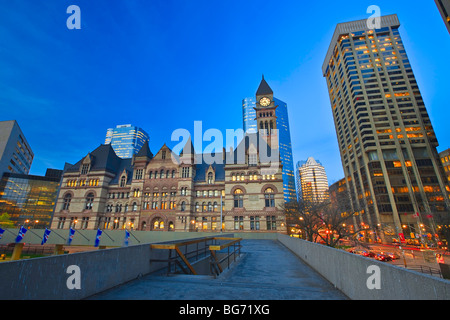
[88,240,348,300]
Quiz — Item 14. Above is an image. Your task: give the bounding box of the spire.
[256,75,273,96]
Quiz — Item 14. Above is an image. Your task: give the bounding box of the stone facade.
[51,78,287,234]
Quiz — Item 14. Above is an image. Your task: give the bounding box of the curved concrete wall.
[277,234,450,300]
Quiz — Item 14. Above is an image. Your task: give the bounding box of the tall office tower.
[275,98,297,203]
[296,158,329,202]
[0,120,33,177]
[105,124,150,159]
[439,149,450,183]
[435,0,450,33]
[242,80,297,203]
[242,97,258,134]
[323,14,450,243]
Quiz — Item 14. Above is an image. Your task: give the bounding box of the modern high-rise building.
[323,14,450,243]
[439,149,450,183]
[435,0,450,33]
[0,169,63,228]
[105,124,150,159]
[242,97,258,134]
[0,120,33,177]
[296,158,329,202]
[242,79,297,203]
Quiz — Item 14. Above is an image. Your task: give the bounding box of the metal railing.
[406,265,443,278]
[150,236,242,276]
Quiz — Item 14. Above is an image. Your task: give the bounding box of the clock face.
[260,97,271,107]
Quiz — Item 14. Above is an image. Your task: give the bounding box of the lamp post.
[220,193,223,233]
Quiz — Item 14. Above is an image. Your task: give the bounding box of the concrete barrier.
[277,234,450,300]
[0,233,235,300]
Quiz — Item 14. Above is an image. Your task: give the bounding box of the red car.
[360,251,376,258]
[375,253,392,262]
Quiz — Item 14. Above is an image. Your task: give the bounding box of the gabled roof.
[135,140,153,159]
[228,132,279,165]
[66,144,123,174]
[256,75,273,96]
[194,153,225,182]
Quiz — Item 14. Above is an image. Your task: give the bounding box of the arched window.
[213,201,218,212]
[120,176,126,187]
[207,172,213,184]
[181,201,186,212]
[62,194,72,210]
[132,202,138,211]
[172,170,176,178]
[265,188,275,207]
[233,189,244,208]
[85,193,94,210]
[202,202,207,212]
[195,202,200,213]
[149,171,153,179]
[208,202,212,212]
[160,170,165,179]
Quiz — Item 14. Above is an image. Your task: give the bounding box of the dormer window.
[207,172,214,184]
[120,176,126,187]
[81,164,90,175]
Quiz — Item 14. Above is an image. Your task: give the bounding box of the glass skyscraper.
[0,170,62,228]
[105,124,150,159]
[323,14,450,243]
[242,96,296,203]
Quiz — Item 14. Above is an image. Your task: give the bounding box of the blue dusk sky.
[0,0,449,185]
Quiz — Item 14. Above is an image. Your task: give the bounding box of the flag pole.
[101,229,115,242]
[75,230,90,242]
[127,229,140,243]
[50,229,67,241]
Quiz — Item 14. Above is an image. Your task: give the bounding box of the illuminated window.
[234,189,244,208]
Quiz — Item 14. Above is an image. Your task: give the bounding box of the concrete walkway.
[88,240,348,300]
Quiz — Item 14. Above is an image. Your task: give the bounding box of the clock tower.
[255,75,278,149]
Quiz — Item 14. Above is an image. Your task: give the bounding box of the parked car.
[384,252,400,260]
[375,253,392,262]
[360,250,376,258]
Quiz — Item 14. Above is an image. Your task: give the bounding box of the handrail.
[406,265,442,278]
[150,236,242,276]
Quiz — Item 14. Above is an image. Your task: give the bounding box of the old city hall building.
[51,78,287,233]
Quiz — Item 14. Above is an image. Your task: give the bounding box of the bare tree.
[283,196,370,248]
